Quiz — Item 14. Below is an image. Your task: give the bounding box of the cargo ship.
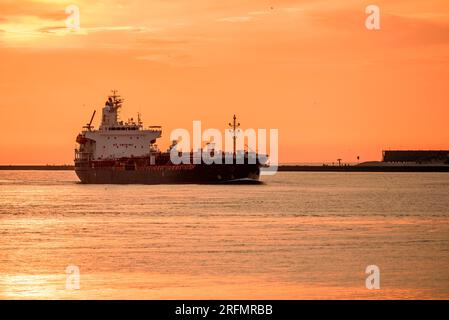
[74,91,265,184]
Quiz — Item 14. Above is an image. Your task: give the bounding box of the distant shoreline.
[277,165,449,172]
[1,164,449,172]
[0,165,74,170]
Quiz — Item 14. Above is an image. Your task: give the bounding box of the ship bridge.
[100,91,141,131]
[76,91,162,161]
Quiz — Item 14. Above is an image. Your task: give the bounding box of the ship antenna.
[137,112,142,127]
[111,89,119,104]
[228,114,240,156]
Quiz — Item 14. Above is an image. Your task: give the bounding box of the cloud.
[134,37,189,47]
[282,7,305,13]
[219,5,304,22]
[307,9,449,47]
[248,11,267,16]
[0,0,67,21]
[385,14,449,46]
[85,26,161,33]
[38,25,160,34]
[38,26,67,34]
[217,16,252,23]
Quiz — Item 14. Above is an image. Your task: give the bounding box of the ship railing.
[74,150,93,161]
[148,126,162,132]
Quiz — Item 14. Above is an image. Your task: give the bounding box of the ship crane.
[83,110,96,131]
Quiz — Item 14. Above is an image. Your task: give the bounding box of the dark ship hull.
[74,92,265,184]
[74,156,261,184]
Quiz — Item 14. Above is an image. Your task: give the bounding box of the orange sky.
[0,0,448,164]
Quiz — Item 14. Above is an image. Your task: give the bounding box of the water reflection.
[1,171,448,299]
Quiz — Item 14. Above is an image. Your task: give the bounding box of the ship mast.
[110,90,123,108]
[228,114,240,156]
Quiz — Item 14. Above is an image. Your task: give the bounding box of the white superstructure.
[75,91,162,161]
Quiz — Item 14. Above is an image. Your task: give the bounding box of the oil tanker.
[74,91,265,184]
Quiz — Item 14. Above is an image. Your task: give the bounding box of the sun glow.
[0,0,449,164]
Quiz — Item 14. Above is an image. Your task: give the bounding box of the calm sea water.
[0,171,448,299]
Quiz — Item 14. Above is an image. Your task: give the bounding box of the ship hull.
[74,162,260,184]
